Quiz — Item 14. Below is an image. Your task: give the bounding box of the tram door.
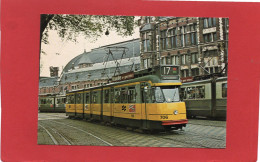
[140,83,148,129]
[109,88,114,122]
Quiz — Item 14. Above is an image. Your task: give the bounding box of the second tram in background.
[181,76,227,120]
[38,94,66,113]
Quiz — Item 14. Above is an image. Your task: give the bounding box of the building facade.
[139,16,229,82]
[39,16,229,96]
[39,39,141,95]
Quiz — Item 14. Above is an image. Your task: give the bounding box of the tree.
[40,14,136,44]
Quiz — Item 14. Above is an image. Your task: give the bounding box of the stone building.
[139,16,229,81]
[39,38,140,95]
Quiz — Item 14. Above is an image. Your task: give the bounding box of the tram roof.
[66,74,182,94]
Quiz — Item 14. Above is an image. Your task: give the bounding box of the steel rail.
[39,124,58,145]
[51,120,113,146]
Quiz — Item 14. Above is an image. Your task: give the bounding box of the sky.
[40,21,140,77]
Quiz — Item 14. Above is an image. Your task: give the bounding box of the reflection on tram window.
[85,93,90,104]
[152,86,180,103]
[180,88,186,100]
[222,83,227,98]
[92,92,97,103]
[121,88,128,103]
[114,89,120,103]
[154,87,164,103]
[68,95,75,104]
[195,86,205,99]
[128,87,136,103]
[185,86,205,99]
[104,90,109,103]
[187,87,196,99]
[76,93,82,104]
[57,98,61,104]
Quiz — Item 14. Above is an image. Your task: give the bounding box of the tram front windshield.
[153,86,180,103]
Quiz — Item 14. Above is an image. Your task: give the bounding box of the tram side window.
[114,89,121,103]
[40,99,45,104]
[222,83,227,98]
[104,90,109,103]
[57,98,61,104]
[47,99,52,104]
[110,89,114,103]
[121,88,128,103]
[186,87,196,99]
[92,92,98,103]
[180,88,186,100]
[68,95,75,104]
[142,86,150,103]
[62,98,66,104]
[76,93,83,104]
[128,87,136,103]
[85,93,90,104]
[195,86,205,99]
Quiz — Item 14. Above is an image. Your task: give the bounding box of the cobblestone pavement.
[38,113,226,148]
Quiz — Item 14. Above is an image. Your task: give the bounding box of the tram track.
[154,129,225,148]
[187,122,226,128]
[38,124,58,145]
[39,123,73,145]
[38,113,226,148]
[40,120,113,146]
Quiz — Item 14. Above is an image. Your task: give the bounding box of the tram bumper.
[161,119,188,126]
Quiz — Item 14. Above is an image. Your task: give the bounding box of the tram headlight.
[174,110,178,115]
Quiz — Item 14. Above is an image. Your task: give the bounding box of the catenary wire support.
[103,47,129,77]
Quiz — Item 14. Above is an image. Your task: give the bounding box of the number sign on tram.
[159,65,179,80]
[161,65,178,75]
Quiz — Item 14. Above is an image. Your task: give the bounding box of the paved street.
[38,113,226,148]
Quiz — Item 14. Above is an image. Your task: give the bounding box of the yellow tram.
[66,65,188,131]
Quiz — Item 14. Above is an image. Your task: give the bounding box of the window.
[181,54,188,65]
[195,86,205,99]
[62,98,66,104]
[76,93,83,104]
[110,89,114,103]
[203,18,217,28]
[186,55,189,64]
[204,50,218,57]
[104,90,109,103]
[114,89,120,103]
[166,57,171,65]
[171,55,179,65]
[151,86,180,103]
[121,88,128,103]
[67,95,75,104]
[57,98,61,104]
[161,57,166,65]
[191,53,199,64]
[160,30,167,50]
[191,68,200,76]
[186,86,205,99]
[128,87,136,103]
[169,28,177,48]
[181,86,205,99]
[92,92,98,103]
[181,69,189,77]
[184,34,188,46]
[180,88,186,100]
[180,27,184,47]
[186,87,196,99]
[222,83,227,98]
[141,32,152,52]
[203,32,217,43]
